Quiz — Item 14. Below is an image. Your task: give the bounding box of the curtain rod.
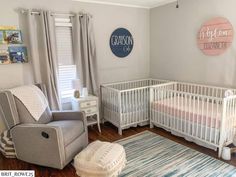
[20,9,92,18]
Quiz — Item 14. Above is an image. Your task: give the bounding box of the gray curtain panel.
[71,14,99,96]
[23,10,61,110]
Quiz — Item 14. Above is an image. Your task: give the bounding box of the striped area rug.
[117,131,236,177]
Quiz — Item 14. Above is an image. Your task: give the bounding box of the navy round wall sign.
[110,28,134,58]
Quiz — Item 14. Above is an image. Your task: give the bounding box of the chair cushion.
[15,97,52,124]
[47,120,84,146]
[74,141,126,177]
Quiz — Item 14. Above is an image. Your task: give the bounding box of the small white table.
[71,96,101,133]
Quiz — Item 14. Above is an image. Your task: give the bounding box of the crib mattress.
[151,96,222,128]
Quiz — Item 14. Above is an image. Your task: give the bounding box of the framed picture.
[8,46,28,63]
[0,49,10,64]
[5,30,23,44]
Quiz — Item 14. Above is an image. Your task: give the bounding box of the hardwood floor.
[1,123,236,177]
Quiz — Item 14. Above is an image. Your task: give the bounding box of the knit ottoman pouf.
[74,140,126,177]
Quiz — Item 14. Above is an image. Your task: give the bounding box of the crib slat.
[177,92,180,132]
[142,89,144,122]
[171,89,174,128]
[188,94,191,134]
[121,92,124,125]
[112,91,115,123]
[204,98,209,141]
[209,98,214,143]
[200,97,205,139]
[192,95,196,137]
[156,88,158,123]
[184,94,187,133]
[139,88,141,123]
[161,88,164,125]
[166,89,169,127]
[134,90,138,123]
[129,91,131,125]
[124,91,127,126]
[154,88,156,124]
[231,99,235,140]
[162,88,165,125]
[135,89,138,124]
[126,90,132,125]
[146,88,149,120]
[130,90,133,125]
[181,93,184,132]
[169,89,172,128]
[215,100,219,144]
[158,88,160,124]
[229,99,233,140]
[233,99,236,139]
[134,90,136,123]
[173,91,176,130]
[165,88,168,126]
[146,88,149,121]
[196,96,200,138]
[230,99,233,135]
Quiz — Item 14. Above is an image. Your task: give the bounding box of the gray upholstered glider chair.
[0,84,88,169]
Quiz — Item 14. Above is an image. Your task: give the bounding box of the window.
[58,65,76,100]
[55,18,76,103]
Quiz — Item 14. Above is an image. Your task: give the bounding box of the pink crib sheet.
[152,96,222,129]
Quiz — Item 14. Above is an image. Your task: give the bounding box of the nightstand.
[71,96,101,133]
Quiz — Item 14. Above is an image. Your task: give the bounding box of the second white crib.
[150,82,236,157]
[101,78,169,135]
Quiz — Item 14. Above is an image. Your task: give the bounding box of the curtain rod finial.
[176,0,179,8]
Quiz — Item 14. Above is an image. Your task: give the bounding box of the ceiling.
[72,0,177,9]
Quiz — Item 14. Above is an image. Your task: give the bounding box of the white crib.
[150,82,236,157]
[101,78,169,135]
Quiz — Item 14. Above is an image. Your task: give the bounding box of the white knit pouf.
[74,140,126,177]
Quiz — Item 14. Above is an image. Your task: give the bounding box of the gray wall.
[150,0,236,88]
[0,0,150,89]
[0,0,150,132]
[2,0,236,132]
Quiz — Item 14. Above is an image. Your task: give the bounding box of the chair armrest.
[52,111,87,127]
[11,124,66,169]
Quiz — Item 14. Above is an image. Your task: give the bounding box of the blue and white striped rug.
[117,131,236,177]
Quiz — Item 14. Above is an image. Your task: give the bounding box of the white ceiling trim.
[149,0,177,8]
[72,0,150,9]
[72,0,177,9]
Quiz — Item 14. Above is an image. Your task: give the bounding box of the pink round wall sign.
[197,17,234,56]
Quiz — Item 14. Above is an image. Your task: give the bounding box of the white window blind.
[55,18,76,102]
[56,25,73,65]
[58,65,76,99]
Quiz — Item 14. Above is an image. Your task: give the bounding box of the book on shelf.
[5,30,23,44]
[0,49,10,64]
[8,46,28,63]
